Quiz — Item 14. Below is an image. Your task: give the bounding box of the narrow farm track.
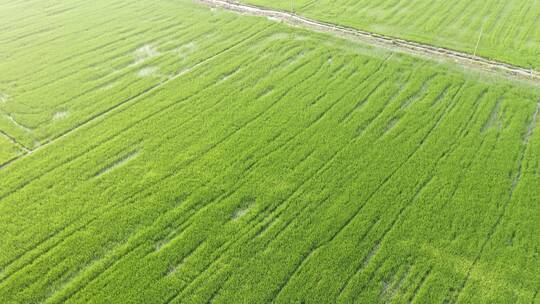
[199,0,540,83]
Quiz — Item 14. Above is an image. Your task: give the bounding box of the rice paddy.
[242,0,540,71]
[1,0,539,303]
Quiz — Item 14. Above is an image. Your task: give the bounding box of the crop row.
[241,0,540,71]
[0,0,268,149]
[1,0,540,303]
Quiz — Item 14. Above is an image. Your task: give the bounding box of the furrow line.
[44,53,328,302]
[0,130,30,153]
[453,101,540,302]
[169,127,367,302]
[0,23,272,171]
[269,243,318,302]
[407,267,432,304]
[200,0,540,83]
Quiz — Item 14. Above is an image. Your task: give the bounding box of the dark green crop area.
[1,0,540,303]
[241,0,540,71]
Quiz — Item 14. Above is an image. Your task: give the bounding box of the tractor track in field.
[0,25,268,171]
[199,0,540,83]
[1,1,538,172]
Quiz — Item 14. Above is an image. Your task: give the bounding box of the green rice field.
[242,0,540,71]
[1,0,539,303]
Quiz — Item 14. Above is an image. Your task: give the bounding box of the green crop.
[241,0,540,71]
[0,0,539,303]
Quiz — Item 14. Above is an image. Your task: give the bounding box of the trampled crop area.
[241,0,540,71]
[1,0,540,303]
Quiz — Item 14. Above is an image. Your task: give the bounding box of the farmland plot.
[240,0,540,71]
[1,0,540,303]
[0,0,268,155]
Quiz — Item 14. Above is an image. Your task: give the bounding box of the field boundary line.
[0,25,269,171]
[0,130,30,153]
[199,0,540,83]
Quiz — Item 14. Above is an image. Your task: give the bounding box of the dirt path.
[199,0,540,83]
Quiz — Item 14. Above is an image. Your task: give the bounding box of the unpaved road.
[199,0,540,83]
